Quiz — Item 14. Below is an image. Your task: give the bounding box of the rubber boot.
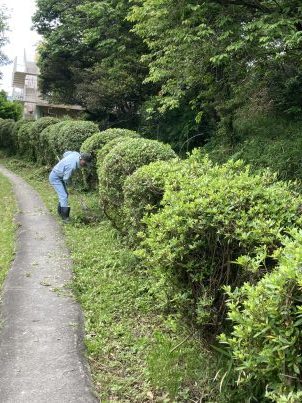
[57,203,61,216]
[60,207,70,222]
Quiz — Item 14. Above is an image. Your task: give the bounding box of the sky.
[0,0,40,94]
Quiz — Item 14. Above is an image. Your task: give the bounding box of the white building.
[11,52,84,119]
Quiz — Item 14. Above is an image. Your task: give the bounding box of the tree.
[0,6,9,79]
[0,91,23,121]
[129,0,302,137]
[33,0,150,127]
[34,0,302,146]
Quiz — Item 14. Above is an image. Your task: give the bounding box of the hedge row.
[81,128,140,188]
[98,138,177,227]
[1,117,302,400]
[0,118,16,152]
[0,117,99,166]
[122,150,302,400]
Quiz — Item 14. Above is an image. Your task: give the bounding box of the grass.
[0,155,226,402]
[0,170,16,288]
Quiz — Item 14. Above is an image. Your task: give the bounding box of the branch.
[216,0,272,13]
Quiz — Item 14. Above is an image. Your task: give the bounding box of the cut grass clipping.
[0,172,16,288]
[0,157,228,402]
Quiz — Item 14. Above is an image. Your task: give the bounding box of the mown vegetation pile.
[0,170,16,288]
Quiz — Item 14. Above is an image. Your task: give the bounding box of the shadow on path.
[0,165,98,402]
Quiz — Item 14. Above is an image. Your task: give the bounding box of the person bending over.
[49,151,92,221]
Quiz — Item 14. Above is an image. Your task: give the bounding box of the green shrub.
[30,117,60,162]
[137,153,302,336]
[39,120,99,167]
[97,136,135,167]
[81,128,139,189]
[123,158,180,244]
[14,117,61,162]
[220,230,302,402]
[39,121,69,165]
[10,118,34,154]
[98,138,177,227]
[17,121,35,158]
[81,128,139,156]
[0,119,16,151]
[56,120,99,153]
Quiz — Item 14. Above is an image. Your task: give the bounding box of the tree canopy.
[0,91,23,121]
[33,0,302,147]
[129,0,302,133]
[33,0,150,127]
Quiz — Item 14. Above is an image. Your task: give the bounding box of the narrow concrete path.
[0,165,98,402]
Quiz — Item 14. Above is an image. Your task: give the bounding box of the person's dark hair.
[80,152,92,163]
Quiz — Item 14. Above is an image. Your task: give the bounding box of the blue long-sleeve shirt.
[51,151,80,182]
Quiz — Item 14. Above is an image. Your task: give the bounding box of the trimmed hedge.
[17,121,35,158]
[137,154,302,337]
[123,158,180,244]
[0,119,16,152]
[98,138,177,226]
[56,121,99,154]
[39,120,99,166]
[30,117,60,162]
[221,230,302,401]
[39,121,69,165]
[81,128,139,189]
[11,118,34,154]
[15,117,60,162]
[81,128,139,157]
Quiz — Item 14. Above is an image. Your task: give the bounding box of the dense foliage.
[221,230,302,401]
[33,0,149,126]
[98,138,177,226]
[17,121,35,159]
[137,153,302,337]
[33,0,302,150]
[30,117,60,162]
[81,128,139,189]
[3,114,302,400]
[39,121,69,165]
[39,120,99,165]
[123,158,182,245]
[0,118,15,151]
[0,91,22,121]
[130,0,302,122]
[207,114,302,183]
[81,128,139,157]
[55,121,99,154]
